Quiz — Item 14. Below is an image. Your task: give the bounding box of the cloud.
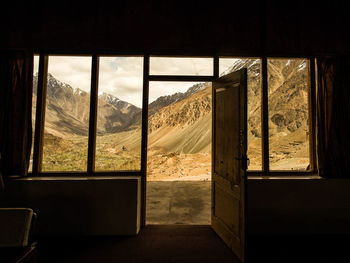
[48,56,92,93]
[99,57,143,107]
[150,57,213,75]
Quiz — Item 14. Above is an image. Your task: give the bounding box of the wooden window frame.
[30,54,317,177]
[31,54,145,177]
[249,56,317,176]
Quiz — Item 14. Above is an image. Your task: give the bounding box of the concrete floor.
[38,226,241,263]
[146,181,211,225]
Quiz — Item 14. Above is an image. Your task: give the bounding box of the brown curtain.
[0,50,33,178]
[316,56,350,178]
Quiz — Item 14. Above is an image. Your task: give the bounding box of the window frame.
[30,53,317,177]
[31,54,146,177]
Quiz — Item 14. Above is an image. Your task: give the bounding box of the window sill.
[248,175,321,180]
[7,175,141,181]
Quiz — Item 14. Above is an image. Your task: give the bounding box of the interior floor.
[37,225,239,263]
[37,226,350,263]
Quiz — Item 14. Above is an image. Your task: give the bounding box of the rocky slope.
[267,59,309,135]
[148,82,211,133]
[148,82,209,116]
[97,92,141,133]
[33,73,141,137]
[148,86,212,154]
[147,58,310,170]
[34,58,310,171]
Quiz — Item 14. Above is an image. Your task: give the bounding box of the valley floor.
[34,128,309,175]
[147,152,211,181]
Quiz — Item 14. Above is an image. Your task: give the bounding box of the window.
[268,58,310,171]
[31,55,144,174]
[42,56,92,172]
[219,57,314,173]
[95,57,143,171]
[30,55,315,175]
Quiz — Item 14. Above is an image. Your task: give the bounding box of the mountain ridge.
[37,59,309,162]
[33,73,142,137]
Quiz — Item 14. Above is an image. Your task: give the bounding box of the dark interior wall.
[248,178,350,235]
[2,0,349,55]
[0,177,141,236]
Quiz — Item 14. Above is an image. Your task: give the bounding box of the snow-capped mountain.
[33,74,141,136]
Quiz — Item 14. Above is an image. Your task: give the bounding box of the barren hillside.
[32,58,310,173]
[148,83,211,154]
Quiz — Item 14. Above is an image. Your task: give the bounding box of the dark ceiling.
[2,0,349,56]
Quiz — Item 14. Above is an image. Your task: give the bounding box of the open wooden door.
[212,68,248,262]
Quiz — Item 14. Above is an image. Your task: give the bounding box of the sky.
[33,56,241,108]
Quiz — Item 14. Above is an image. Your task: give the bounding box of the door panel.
[212,69,247,262]
[214,184,240,234]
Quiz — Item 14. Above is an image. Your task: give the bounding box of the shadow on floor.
[37,226,350,263]
[248,234,350,263]
[37,225,239,263]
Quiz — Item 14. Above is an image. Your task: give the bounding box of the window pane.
[29,55,40,172]
[42,56,92,172]
[268,58,310,170]
[219,58,262,170]
[150,57,213,75]
[95,57,143,171]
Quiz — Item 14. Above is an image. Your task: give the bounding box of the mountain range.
[34,58,310,170]
[33,73,141,137]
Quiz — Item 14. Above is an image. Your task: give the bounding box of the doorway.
[144,57,261,227]
[146,80,212,224]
